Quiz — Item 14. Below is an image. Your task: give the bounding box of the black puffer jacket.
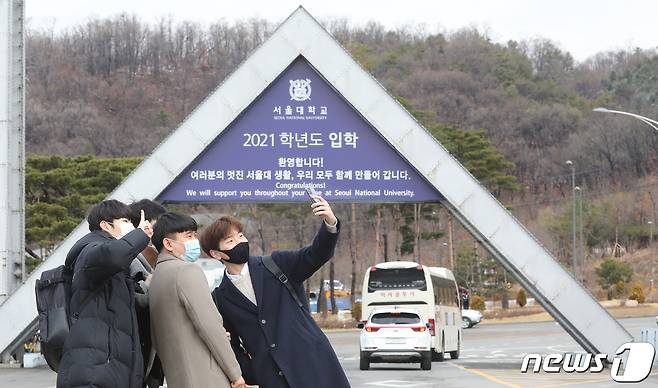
[56,228,149,388]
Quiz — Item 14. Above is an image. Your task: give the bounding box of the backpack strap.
[261,256,304,309]
[35,278,66,289]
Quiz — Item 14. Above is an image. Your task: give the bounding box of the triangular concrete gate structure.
[0,7,632,361]
[156,56,444,204]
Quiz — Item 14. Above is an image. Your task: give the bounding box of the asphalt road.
[335,316,658,387]
[2,317,658,388]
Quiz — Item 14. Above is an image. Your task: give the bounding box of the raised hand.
[310,196,337,226]
[138,209,153,237]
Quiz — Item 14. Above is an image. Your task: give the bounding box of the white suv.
[358,308,432,370]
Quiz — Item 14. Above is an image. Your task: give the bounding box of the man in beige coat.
[149,212,245,388]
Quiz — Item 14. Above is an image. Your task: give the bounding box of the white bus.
[360,261,462,360]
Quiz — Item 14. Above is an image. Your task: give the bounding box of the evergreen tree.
[26,155,142,267]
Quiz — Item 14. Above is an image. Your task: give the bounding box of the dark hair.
[129,199,166,227]
[152,212,198,252]
[87,200,133,232]
[199,216,244,255]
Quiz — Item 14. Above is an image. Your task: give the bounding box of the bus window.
[368,268,427,292]
[432,277,459,306]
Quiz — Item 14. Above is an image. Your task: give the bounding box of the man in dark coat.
[201,195,351,388]
[56,200,152,388]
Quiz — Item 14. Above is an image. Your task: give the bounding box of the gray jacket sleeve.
[130,256,147,279]
[131,255,150,308]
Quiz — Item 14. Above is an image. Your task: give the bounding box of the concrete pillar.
[0,0,25,303]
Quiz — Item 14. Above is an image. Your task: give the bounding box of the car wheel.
[359,351,370,371]
[421,351,432,370]
[462,317,472,329]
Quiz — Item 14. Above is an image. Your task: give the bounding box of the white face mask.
[117,222,135,239]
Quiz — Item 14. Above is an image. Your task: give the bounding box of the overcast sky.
[25,0,658,62]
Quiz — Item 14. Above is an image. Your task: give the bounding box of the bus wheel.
[450,341,460,360]
[421,351,432,370]
[360,351,370,370]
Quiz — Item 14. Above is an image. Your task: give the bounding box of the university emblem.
[289,79,312,101]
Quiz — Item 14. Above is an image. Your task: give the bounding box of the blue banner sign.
[158,57,442,202]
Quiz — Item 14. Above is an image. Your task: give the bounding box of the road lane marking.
[448,362,522,388]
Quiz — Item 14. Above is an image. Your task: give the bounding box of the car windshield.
[371,312,421,325]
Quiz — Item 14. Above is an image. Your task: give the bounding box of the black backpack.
[35,263,96,371]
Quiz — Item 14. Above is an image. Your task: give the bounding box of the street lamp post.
[594,108,658,287]
[649,221,654,246]
[441,242,448,267]
[650,221,655,291]
[575,186,584,282]
[566,160,578,280]
[593,108,658,132]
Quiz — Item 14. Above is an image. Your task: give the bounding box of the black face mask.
[220,241,250,264]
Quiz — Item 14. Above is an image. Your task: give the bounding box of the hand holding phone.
[305,186,320,203]
[306,187,338,226]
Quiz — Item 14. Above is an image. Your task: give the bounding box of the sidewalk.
[480,302,658,325]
